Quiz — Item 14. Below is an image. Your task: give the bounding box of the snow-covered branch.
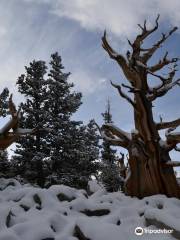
[103,123,131,141]
[163,161,180,167]
[166,130,180,145]
[149,52,179,73]
[156,118,180,130]
[111,81,136,108]
[147,78,180,101]
[129,15,160,59]
[142,26,178,63]
[102,31,139,84]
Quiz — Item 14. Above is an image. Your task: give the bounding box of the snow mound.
[0,178,179,240]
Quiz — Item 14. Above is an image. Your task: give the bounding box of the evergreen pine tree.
[0,88,9,116]
[0,150,9,178]
[44,52,82,186]
[13,60,49,187]
[64,120,100,189]
[11,52,101,189]
[45,53,100,189]
[101,100,120,192]
[0,88,10,178]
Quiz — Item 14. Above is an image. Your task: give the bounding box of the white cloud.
[39,0,180,38]
[69,70,107,95]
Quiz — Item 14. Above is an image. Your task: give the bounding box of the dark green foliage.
[100,100,121,192]
[0,88,9,117]
[43,53,100,189]
[0,150,10,178]
[13,60,48,187]
[11,52,100,189]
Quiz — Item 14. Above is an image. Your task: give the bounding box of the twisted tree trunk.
[99,15,180,198]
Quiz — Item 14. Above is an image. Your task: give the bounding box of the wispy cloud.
[69,70,108,95]
[34,0,180,38]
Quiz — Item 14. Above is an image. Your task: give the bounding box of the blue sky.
[0,0,179,170]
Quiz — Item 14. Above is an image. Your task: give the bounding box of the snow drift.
[0,178,179,240]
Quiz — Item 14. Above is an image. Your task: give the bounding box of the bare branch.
[102,123,131,142]
[122,83,141,93]
[149,52,179,72]
[0,133,18,150]
[147,64,179,101]
[111,81,136,108]
[162,161,180,167]
[94,122,129,148]
[148,78,180,101]
[148,62,177,83]
[156,118,180,130]
[101,131,128,148]
[102,31,139,84]
[9,94,18,118]
[132,15,160,52]
[166,129,180,145]
[142,26,178,63]
[102,30,126,63]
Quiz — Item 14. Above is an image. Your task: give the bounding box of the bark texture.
[0,95,35,150]
[100,16,180,198]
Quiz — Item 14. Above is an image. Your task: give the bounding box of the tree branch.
[149,51,179,72]
[148,61,177,83]
[102,31,139,84]
[102,123,131,142]
[9,94,18,118]
[156,118,180,130]
[148,78,180,101]
[130,15,160,56]
[142,26,178,63]
[166,129,180,145]
[102,30,126,62]
[94,122,129,148]
[111,81,136,108]
[147,63,179,101]
[162,161,180,167]
[137,15,160,41]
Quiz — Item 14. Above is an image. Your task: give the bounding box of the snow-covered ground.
[0,178,179,240]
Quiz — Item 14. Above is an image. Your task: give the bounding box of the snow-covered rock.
[0,178,179,240]
[88,179,103,193]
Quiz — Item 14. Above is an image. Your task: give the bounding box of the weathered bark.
[100,16,180,198]
[0,94,36,150]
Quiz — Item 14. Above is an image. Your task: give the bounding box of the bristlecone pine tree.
[99,15,180,198]
[101,100,121,192]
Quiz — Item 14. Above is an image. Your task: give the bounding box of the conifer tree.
[68,120,100,189]
[0,88,9,116]
[101,100,120,192]
[45,53,100,189]
[0,89,9,178]
[13,60,48,187]
[12,52,101,189]
[44,52,82,186]
[0,150,9,178]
